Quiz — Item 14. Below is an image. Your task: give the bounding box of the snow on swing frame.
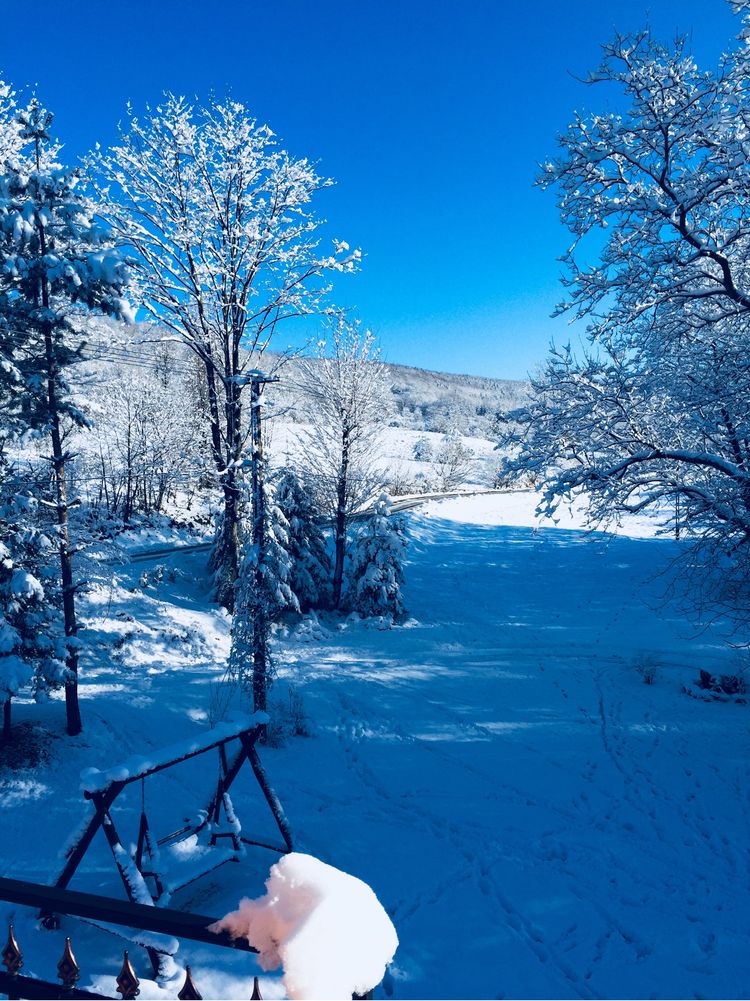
[48,713,293,921]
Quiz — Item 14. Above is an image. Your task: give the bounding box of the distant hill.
[79,318,530,441]
[269,356,529,440]
[379,360,529,438]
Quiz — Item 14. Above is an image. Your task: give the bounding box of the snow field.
[0,492,748,999]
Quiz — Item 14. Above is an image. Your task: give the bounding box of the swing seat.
[157,836,240,897]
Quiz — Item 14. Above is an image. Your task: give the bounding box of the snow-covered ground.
[265,417,500,489]
[2,492,749,999]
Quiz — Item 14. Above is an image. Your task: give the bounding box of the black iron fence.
[0,876,262,1001]
[0,876,375,1001]
[1,923,262,1000]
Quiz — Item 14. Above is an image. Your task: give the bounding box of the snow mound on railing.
[211,852,398,1000]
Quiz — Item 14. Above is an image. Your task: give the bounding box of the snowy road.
[1,493,749,999]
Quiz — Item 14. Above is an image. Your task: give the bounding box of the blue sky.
[2,1,739,377]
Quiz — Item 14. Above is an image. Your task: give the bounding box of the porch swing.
[44,714,292,969]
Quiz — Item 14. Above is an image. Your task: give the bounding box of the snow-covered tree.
[0,98,130,734]
[537,26,750,343]
[96,95,359,608]
[228,479,298,710]
[273,467,331,612]
[0,82,28,430]
[346,494,408,621]
[296,319,390,608]
[0,462,66,743]
[432,431,474,490]
[80,343,204,519]
[412,436,433,462]
[500,13,750,626]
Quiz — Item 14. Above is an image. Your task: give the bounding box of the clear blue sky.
[1,1,738,377]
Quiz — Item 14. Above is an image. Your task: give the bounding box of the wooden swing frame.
[51,718,293,912]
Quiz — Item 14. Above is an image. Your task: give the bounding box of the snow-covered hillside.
[2,492,747,1000]
[81,318,529,440]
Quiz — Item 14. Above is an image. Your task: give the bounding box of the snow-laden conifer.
[0,96,130,734]
[273,468,331,612]
[0,462,66,742]
[228,480,299,704]
[346,493,408,621]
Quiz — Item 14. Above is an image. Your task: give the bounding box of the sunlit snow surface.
[213,852,398,1000]
[1,492,749,999]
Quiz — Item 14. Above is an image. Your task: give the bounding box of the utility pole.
[248,372,279,715]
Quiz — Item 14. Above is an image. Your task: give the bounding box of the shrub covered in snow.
[432,431,475,490]
[346,494,408,620]
[211,852,398,1000]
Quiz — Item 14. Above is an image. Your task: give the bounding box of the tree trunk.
[332,428,351,609]
[38,201,82,736]
[44,321,82,736]
[204,354,241,610]
[213,475,241,611]
[250,379,268,713]
[2,698,10,746]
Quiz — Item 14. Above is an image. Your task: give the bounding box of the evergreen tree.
[347,493,408,621]
[228,481,298,705]
[0,97,130,734]
[273,468,331,612]
[0,460,66,743]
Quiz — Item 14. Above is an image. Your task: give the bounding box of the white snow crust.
[212,852,398,1000]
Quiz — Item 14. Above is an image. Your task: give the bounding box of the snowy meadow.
[2,493,748,1000]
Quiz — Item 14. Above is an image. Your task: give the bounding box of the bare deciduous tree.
[295,320,390,608]
[96,95,358,607]
[501,13,750,628]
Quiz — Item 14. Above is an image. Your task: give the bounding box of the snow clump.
[210,852,398,1000]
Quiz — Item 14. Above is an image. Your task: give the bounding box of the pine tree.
[347,493,408,621]
[0,97,130,734]
[273,468,331,612]
[0,460,66,743]
[228,480,298,707]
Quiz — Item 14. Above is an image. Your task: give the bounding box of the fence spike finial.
[116,949,140,999]
[250,975,263,1000]
[178,964,203,1000]
[57,936,80,989]
[2,924,23,976]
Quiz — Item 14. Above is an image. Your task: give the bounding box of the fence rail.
[0,877,374,1001]
[1,922,264,1000]
[0,877,263,1001]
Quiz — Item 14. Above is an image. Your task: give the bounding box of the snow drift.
[211,852,398,1000]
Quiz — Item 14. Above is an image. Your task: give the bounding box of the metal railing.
[0,877,261,1001]
[0,877,374,1001]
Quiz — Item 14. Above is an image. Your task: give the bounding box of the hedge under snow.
[211,852,398,1000]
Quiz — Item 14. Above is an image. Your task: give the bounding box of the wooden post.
[2,698,10,745]
[242,734,294,853]
[247,374,279,716]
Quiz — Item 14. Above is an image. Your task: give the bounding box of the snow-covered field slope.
[1,493,749,999]
[265,418,500,488]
